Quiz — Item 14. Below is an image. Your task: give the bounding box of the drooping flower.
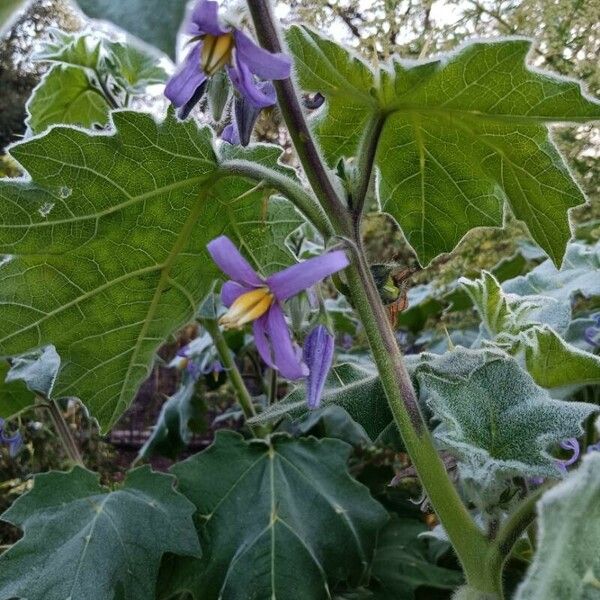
[303,325,334,409]
[556,438,580,475]
[165,0,290,119]
[207,236,349,380]
[0,418,22,457]
[222,81,275,146]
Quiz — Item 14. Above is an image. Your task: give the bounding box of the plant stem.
[246,0,500,593]
[488,484,548,575]
[343,245,498,593]
[246,0,352,235]
[351,112,386,220]
[40,395,83,465]
[220,159,334,237]
[203,320,257,422]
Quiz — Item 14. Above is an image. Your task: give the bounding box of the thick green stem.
[246,0,352,235]
[488,484,548,575]
[351,113,386,220]
[220,159,334,237]
[344,244,498,594]
[246,0,500,593]
[203,320,257,421]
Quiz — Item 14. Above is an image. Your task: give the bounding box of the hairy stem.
[343,245,498,593]
[220,159,334,237]
[488,484,548,574]
[351,113,386,220]
[203,319,257,422]
[40,396,83,465]
[246,0,500,593]
[246,0,352,234]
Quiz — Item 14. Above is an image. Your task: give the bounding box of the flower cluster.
[170,330,223,381]
[165,0,290,144]
[207,235,347,406]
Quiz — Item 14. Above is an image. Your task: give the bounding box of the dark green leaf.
[0,362,32,418]
[370,516,463,599]
[249,363,392,441]
[0,466,200,600]
[160,431,388,600]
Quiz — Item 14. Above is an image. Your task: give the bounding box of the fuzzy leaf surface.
[0,466,200,600]
[417,349,597,503]
[516,454,600,600]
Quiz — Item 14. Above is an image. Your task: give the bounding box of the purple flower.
[556,438,580,475]
[165,0,290,119]
[0,418,22,457]
[207,236,349,380]
[222,81,275,146]
[587,441,600,454]
[170,332,223,380]
[584,314,600,348]
[303,325,334,409]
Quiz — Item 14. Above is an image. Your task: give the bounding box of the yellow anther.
[201,33,235,76]
[219,287,273,330]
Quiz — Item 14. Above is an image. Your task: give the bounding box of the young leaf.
[0,466,200,600]
[515,454,600,600]
[74,0,188,59]
[522,326,600,391]
[0,112,302,430]
[287,26,600,265]
[159,431,388,600]
[369,516,464,599]
[503,239,600,300]
[33,29,102,70]
[104,40,168,94]
[417,348,597,505]
[26,65,111,134]
[460,270,571,339]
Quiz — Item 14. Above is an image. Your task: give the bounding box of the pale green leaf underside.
[417,349,597,495]
[160,432,388,600]
[0,111,302,430]
[516,454,600,600]
[26,65,111,134]
[287,26,600,265]
[0,466,200,600]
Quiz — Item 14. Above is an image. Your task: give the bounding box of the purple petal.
[234,81,274,145]
[233,30,291,80]
[253,315,276,369]
[207,236,263,287]
[185,0,228,36]
[165,43,207,109]
[267,250,349,302]
[227,60,276,108]
[303,325,334,409]
[221,123,240,145]
[221,281,249,307]
[584,325,600,347]
[559,438,580,467]
[266,303,308,380]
